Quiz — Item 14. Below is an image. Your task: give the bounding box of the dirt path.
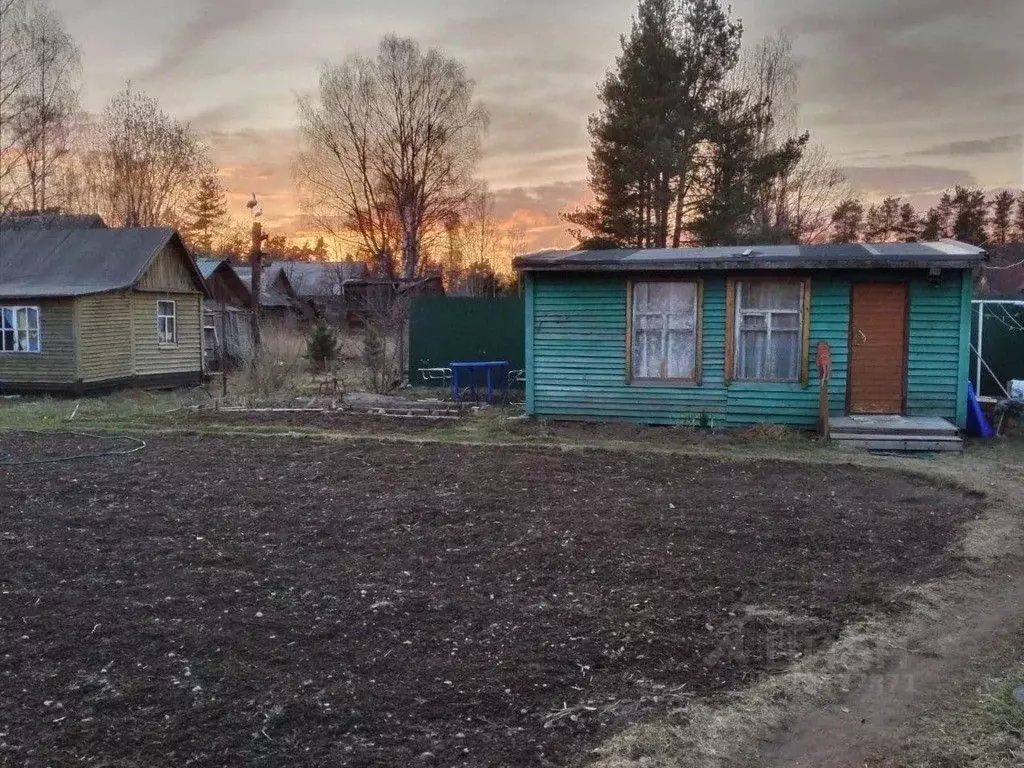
[759,447,1024,768]
[760,569,1024,767]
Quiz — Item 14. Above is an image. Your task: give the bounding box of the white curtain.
[633,282,697,379]
[736,282,802,381]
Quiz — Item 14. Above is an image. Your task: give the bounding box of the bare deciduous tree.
[738,33,847,244]
[442,185,522,295]
[296,34,489,278]
[0,0,80,216]
[91,85,211,227]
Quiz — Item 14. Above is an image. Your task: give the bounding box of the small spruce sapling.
[307,323,339,373]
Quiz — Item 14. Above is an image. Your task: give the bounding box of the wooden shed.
[514,240,985,433]
[0,227,208,394]
[196,258,254,367]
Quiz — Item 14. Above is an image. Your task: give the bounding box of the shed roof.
[266,261,368,298]
[514,240,986,273]
[0,212,107,230]
[234,266,295,308]
[0,227,208,298]
[196,258,226,279]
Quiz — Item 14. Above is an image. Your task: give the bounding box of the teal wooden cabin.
[514,241,985,430]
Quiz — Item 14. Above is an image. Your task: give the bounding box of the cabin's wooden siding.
[131,292,203,376]
[527,269,968,428]
[76,292,133,382]
[136,243,199,293]
[906,270,967,424]
[0,298,77,384]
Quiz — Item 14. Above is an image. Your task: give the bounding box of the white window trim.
[157,300,177,346]
[629,280,701,382]
[0,304,42,354]
[733,280,805,383]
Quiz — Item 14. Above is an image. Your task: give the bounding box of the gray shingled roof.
[196,258,225,279]
[0,227,207,298]
[0,213,107,230]
[234,266,295,308]
[267,261,367,298]
[514,240,987,273]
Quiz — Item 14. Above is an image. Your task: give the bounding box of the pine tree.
[181,174,228,253]
[920,209,942,241]
[864,196,902,241]
[949,186,988,245]
[989,190,1015,245]
[691,92,807,245]
[830,198,864,242]
[898,202,919,241]
[1015,191,1024,241]
[307,323,338,372]
[921,192,954,241]
[566,0,742,248]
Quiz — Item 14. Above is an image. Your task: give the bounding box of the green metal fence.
[970,300,1024,397]
[408,296,525,387]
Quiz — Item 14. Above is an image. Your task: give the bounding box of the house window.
[0,305,41,353]
[630,281,700,381]
[157,301,176,344]
[732,280,807,382]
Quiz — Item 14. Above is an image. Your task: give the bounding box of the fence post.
[975,301,984,394]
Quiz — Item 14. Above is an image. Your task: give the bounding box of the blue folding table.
[450,361,510,403]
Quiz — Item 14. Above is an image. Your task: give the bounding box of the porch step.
[828,415,964,452]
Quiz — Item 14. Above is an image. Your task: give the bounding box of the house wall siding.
[906,271,965,422]
[0,298,77,384]
[131,292,203,376]
[137,244,198,292]
[76,292,133,382]
[528,269,967,428]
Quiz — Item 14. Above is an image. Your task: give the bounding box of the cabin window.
[629,281,700,381]
[0,305,41,353]
[157,301,177,344]
[732,280,807,382]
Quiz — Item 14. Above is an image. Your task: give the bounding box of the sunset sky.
[54,0,1024,253]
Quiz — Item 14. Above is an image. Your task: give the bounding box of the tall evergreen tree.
[864,196,901,241]
[921,191,953,240]
[181,174,228,253]
[988,190,1015,245]
[1015,190,1024,241]
[830,198,864,243]
[897,202,919,241]
[920,209,942,241]
[690,89,806,245]
[565,0,742,248]
[949,186,988,245]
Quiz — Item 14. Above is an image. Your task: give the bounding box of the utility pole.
[247,193,266,352]
[250,220,265,351]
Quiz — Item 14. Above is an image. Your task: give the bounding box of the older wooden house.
[515,240,986,446]
[196,258,254,367]
[0,227,208,394]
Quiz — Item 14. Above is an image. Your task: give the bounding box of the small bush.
[307,323,339,373]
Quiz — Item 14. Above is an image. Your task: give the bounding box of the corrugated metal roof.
[514,240,986,273]
[0,227,207,298]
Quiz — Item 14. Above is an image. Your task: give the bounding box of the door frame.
[845,280,910,416]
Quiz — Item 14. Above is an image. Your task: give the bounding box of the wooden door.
[847,283,908,414]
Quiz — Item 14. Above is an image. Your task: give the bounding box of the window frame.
[157,300,177,346]
[0,304,42,354]
[725,277,811,386]
[625,278,704,385]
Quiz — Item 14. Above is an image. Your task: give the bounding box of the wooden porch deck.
[828,415,963,452]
